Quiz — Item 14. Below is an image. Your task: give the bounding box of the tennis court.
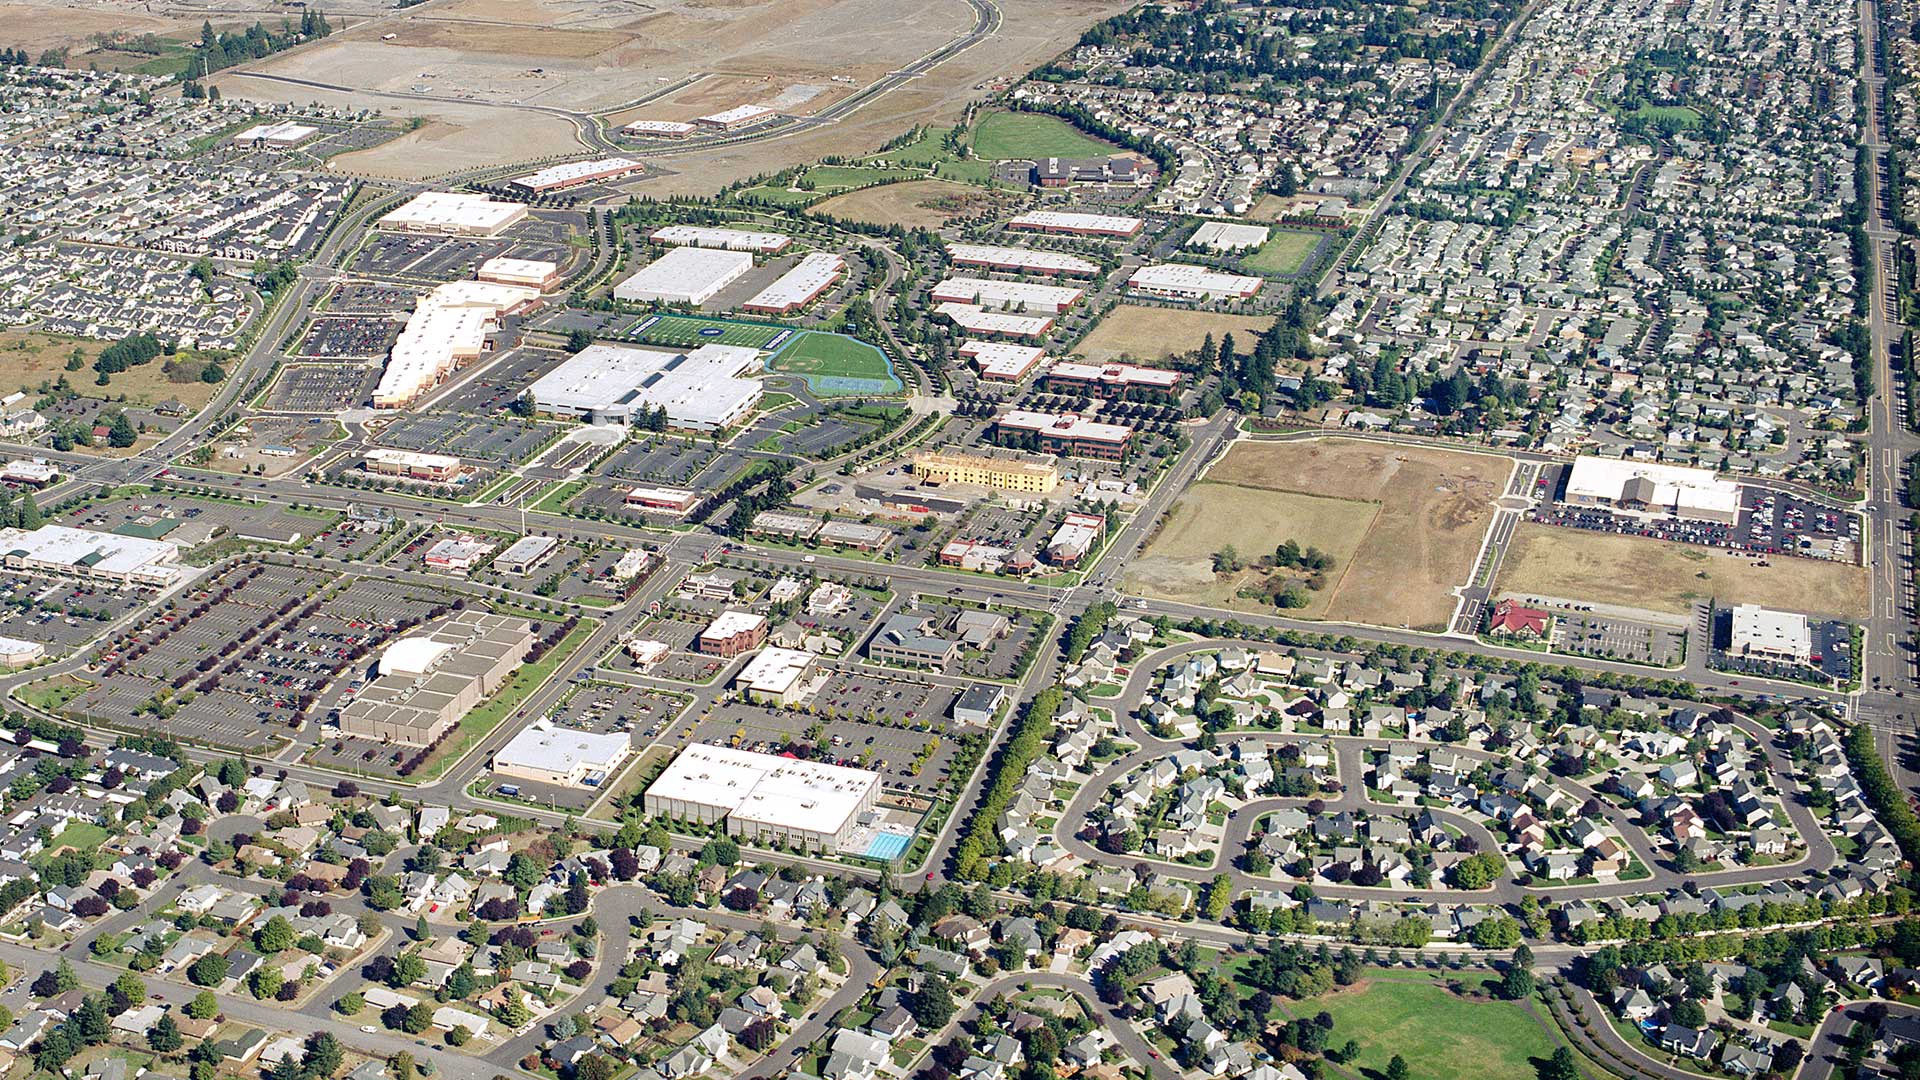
[634,314,790,350]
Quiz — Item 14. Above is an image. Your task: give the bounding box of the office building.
[695,104,777,130]
[1007,210,1144,238]
[1126,263,1262,302]
[945,244,1098,277]
[509,157,643,194]
[492,721,632,788]
[1044,361,1182,398]
[733,647,823,706]
[643,743,880,851]
[650,225,791,254]
[930,277,1083,315]
[698,610,769,657]
[958,340,1047,382]
[741,253,845,315]
[993,410,1132,459]
[614,247,755,307]
[1187,221,1271,252]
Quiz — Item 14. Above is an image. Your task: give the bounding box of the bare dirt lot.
[1495,523,1872,620]
[1125,484,1376,619]
[1075,306,1276,365]
[1134,438,1511,631]
[215,0,1126,184]
[808,179,1022,228]
[0,2,188,52]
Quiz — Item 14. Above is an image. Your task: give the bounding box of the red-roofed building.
[1486,599,1551,639]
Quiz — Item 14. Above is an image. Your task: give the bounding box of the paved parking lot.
[599,438,721,485]
[262,364,380,413]
[0,576,150,654]
[295,316,403,359]
[62,493,334,549]
[688,701,961,799]
[1533,465,1860,564]
[433,349,559,415]
[1544,607,1687,666]
[325,282,418,313]
[375,414,557,463]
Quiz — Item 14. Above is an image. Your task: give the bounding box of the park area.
[1495,523,1872,619]
[1126,438,1508,631]
[1296,972,1570,1080]
[1074,306,1275,365]
[969,110,1116,160]
[767,331,902,396]
[1240,230,1326,276]
[809,180,1021,228]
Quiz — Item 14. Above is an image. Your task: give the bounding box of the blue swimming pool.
[863,832,912,861]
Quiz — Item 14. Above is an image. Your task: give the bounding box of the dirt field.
[1075,306,1276,365]
[1125,484,1376,619]
[218,0,1126,185]
[0,2,189,53]
[1139,438,1512,631]
[807,180,1020,227]
[1495,523,1872,620]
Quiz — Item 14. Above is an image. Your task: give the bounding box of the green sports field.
[1241,230,1325,276]
[636,315,788,350]
[970,111,1116,160]
[768,331,902,395]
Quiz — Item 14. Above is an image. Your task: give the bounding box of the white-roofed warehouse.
[613,247,754,307]
[528,342,762,431]
[492,720,632,788]
[643,743,880,851]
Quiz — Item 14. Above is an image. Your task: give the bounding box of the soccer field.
[768,331,903,395]
[636,315,788,350]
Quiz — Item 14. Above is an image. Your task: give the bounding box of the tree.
[1539,1047,1578,1080]
[185,990,219,1020]
[187,953,229,987]
[400,1002,433,1034]
[249,968,284,1000]
[334,991,365,1016]
[303,1031,343,1077]
[906,975,956,1028]
[503,854,543,889]
[1385,1055,1409,1080]
[566,329,593,353]
[110,972,147,1011]
[1500,966,1535,1000]
[1669,998,1706,1028]
[255,914,298,954]
[148,1012,182,1053]
[19,492,39,530]
[389,1052,415,1080]
[107,412,138,448]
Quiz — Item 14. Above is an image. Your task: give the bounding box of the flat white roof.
[365,448,461,470]
[478,257,558,283]
[946,244,1099,276]
[1565,457,1741,514]
[703,609,769,639]
[699,104,776,125]
[1188,221,1271,251]
[735,646,817,695]
[494,720,631,776]
[935,303,1053,337]
[1127,262,1262,298]
[374,281,539,408]
[650,225,791,253]
[1008,210,1143,234]
[529,342,762,428]
[1730,603,1812,655]
[0,524,179,581]
[1048,361,1181,388]
[498,535,558,565]
[959,341,1047,379]
[624,119,698,135]
[647,743,879,836]
[997,409,1131,444]
[233,121,317,145]
[378,192,527,235]
[615,247,755,306]
[511,157,642,189]
[931,277,1083,314]
[744,252,844,310]
[380,636,455,676]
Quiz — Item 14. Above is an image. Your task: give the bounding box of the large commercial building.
[935,304,1054,340]
[364,449,464,484]
[1045,512,1106,565]
[378,192,527,237]
[1044,361,1181,398]
[527,342,762,431]
[232,121,317,147]
[1728,604,1814,664]
[337,611,533,746]
[491,720,632,788]
[741,253,845,315]
[1126,263,1262,302]
[946,244,1098,277]
[643,743,880,851]
[477,257,561,291]
[733,647,823,706]
[698,610,769,657]
[958,341,1047,382]
[623,486,700,514]
[696,104,777,130]
[623,119,698,139]
[1007,210,1144,238]
[649,225,792,254]
[930,277,1083,315]
[614,247,755,307]
[1562,457,1742,525]
[1187,221,1271,252]
[994,410,1132,460]
[0,525,181,587]
[509,157,643,195]
[372,281,541,409]
[911,451,1059,494]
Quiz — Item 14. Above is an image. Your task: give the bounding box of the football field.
[635,314,790,350]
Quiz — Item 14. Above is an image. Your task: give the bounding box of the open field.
[0,331,221,409]
[969,110,1115,160]
[637,314,788,350]
[1302,974,1564,1080]
[1496,522,1872,619]
[808,180,1021,228]
[1170,438,1510,630]
[1240,229,1324,276]
[0,2,190,53]
[736,165,924,206]
[1074,306,1274,365]
[1124,484,1375,619]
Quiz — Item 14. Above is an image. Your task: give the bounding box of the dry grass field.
[808,180,1020,228]
[1124,484,1376,619]
[1132,438,1510,631]
[0,331,219,409]
[0,2,189,52]
[1075,306,1275,365]
[1496,523,1871,619]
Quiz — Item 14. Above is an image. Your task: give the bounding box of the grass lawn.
[1074,306,1275,365]
[970,110,1115,160]
[768,332,902,395]
[17,674,93,714]
[1240,230,1324,276]
[1629,104,1703,127]
[413,620,597,781]
[45,822,110,856]
[0,330,223,409]
[1307,974,1562,1080]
